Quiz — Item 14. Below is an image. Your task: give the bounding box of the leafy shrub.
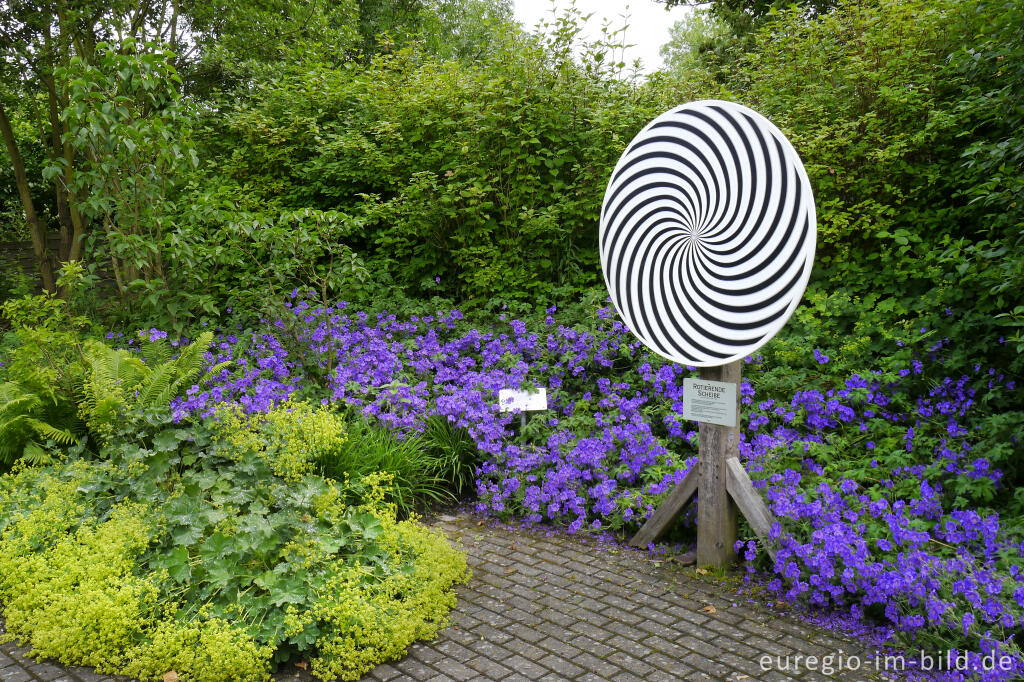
[162,11,710,320]
[54,39,197,326]
[717,0,1024,379]
[422,414,481,501]
[209,399,348,481]
[0,469,272,681]
[317,415,436,513]
[0,268,94,469]
[0,399,469,680]
[314,412,479,517]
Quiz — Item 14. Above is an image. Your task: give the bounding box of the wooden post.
[696,361,740,569]
[629,359,780,567]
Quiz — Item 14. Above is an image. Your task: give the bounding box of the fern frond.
[21,440,54,466]
[0,393,41,422]
[0,413,29,443]
[133,332,214,411]
[134,362,175,411]
[23,417,76,445]
[139,338,174,367]
[0,444,20,467]
[79,342,149,441]
[0,380,76,468]
[199,361,233,386]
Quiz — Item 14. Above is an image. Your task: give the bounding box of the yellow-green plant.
[311,516,468,680]
[0,406,469,681]
[0,469,272,681]
[209,400,348,481]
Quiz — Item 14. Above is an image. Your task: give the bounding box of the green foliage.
[939,0,1024,353]
[0,266,92,400]
[209,400,348,482]
[0,469,273,680]
[0,102,45,244]
[417,0,514,61]
[54,39,197,324]
[316,413,475,517]
[702,0,1024,381]
[0,383,76,467]
[660,6,731,76]
[421,414,480,500]
[0,400,469,680]
[182,0,361,94]
[167,205,369,323]
[77,331,222,443]
[172,12,705,314]
[0,265,94,469]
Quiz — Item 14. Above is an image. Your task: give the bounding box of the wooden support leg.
[696,361,740,569]
[628,464,698,548]
[725,457,779,561]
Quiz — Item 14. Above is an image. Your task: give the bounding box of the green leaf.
[200,532,232,559]
[153,430,184,451]
[171,523,205,547]
[164,546,191,583]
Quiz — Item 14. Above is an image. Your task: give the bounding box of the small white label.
[498,388,548,412]
[683,378,737,427]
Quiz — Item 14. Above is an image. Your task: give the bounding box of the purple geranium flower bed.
[164,292,1022,681]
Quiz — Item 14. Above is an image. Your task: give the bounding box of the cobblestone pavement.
[1,512,898,682]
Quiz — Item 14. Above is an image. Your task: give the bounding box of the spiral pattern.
[599,100,816,367]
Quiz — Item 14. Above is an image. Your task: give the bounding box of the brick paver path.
[1,512,897,681]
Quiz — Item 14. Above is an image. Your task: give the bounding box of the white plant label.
[683,378,737,427]
[498,388,548,413]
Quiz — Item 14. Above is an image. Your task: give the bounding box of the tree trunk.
[44,73,74,262]
[0,99,56,293]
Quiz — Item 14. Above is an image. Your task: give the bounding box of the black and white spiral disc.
[599,100,816,367]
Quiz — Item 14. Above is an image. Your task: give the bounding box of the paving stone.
[506,621,547,643]
[683,650,744,678]
[504,654,551,679]
[366,663,402,680]
[390,657,436,678]
[30,663,72,681]
[571,651,623,678]
[466,655,516,678]
[432,658,478,680]
[605,650,657,677]
[569,620,614,642]
[610,671,647,682]
[646,649,692,674]
[606,633,650,659]
[568,636,615,659]
[536,653,585,678]
[577,673,609,682]
[0,669,32,682]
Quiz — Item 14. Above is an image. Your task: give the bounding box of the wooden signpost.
[599,100,816,569]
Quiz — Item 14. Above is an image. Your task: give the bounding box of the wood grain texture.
[696,361,740,569]
[628,464,698,548]
[726,456,779,561]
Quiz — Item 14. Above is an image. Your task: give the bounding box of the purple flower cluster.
[162,293,1022,680]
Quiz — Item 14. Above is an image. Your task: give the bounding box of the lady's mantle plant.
[0,399,468,681]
